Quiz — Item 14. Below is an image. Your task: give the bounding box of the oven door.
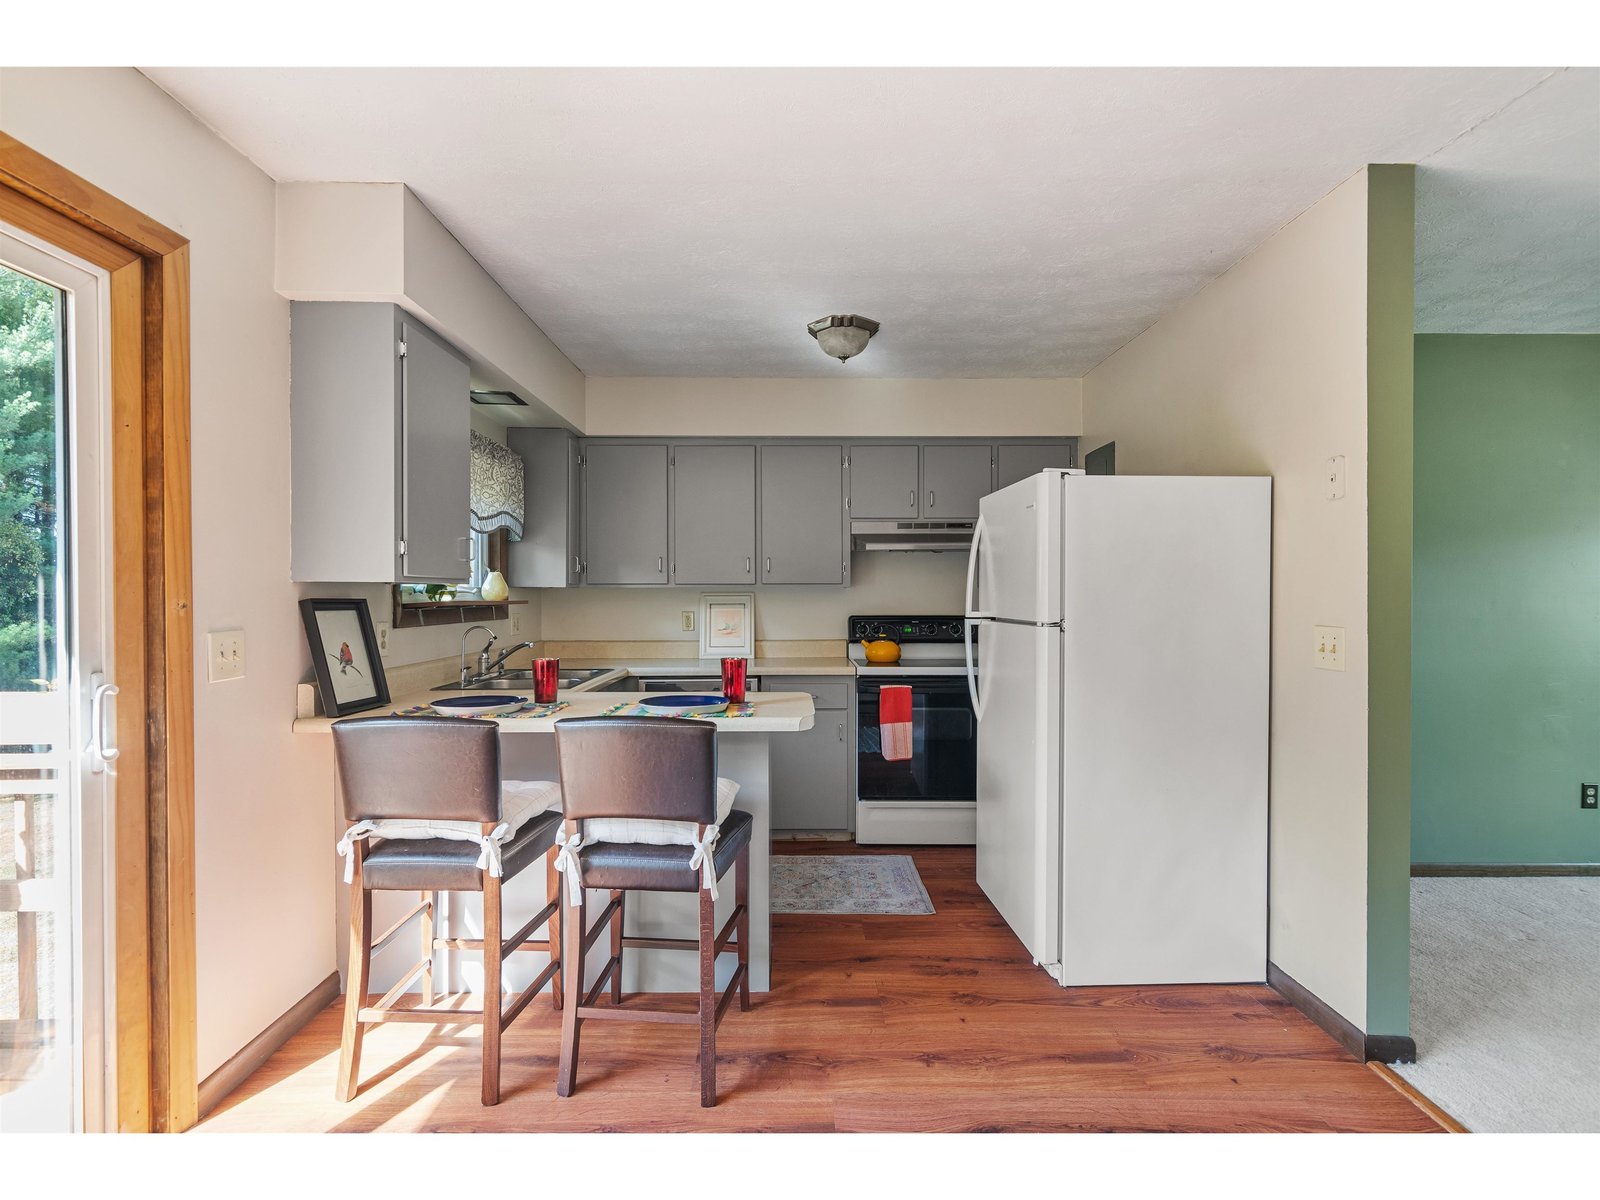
[855,677,977,803]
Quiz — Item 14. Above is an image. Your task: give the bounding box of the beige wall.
[1083,171,1374,1026]
[0,67,333,1077]
[540,553,968,645]
[584,376,1081,437]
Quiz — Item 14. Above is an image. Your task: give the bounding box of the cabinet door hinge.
[397,340,407,359]
[398,539,407,557]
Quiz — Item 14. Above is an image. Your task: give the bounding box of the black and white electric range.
[848,615,978,846]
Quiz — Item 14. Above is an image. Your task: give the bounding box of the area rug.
[1394,876,1600,1132]
[770,855,934,915]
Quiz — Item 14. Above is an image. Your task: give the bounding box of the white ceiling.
[143,67,1591,376]
[1415,67,1600,334]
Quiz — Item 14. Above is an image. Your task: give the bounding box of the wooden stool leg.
[610,889,625,1004]
[420,890,436,1006]
[698,884,717,1107]
[556,884,586,1097]
[736,845,751,1012]
[336,861,371,1103]
[482,872,503,1106]
[547,847,563,1012]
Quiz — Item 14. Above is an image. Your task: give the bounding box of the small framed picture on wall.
[698,592,755,658]
[299,597,391,717]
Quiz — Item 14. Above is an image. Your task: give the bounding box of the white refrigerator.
[963,470,1271,985]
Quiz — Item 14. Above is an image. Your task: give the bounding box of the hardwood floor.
[197,843,1442,1133]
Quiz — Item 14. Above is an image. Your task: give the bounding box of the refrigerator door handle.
[964,514,988,620]
[964,616,987,721]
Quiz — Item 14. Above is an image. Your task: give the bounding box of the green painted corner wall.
[1412,334,1600,865]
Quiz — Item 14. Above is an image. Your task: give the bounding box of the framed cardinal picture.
[299,597,391,717]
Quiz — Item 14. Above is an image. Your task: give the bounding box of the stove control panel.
[848,615,969,644]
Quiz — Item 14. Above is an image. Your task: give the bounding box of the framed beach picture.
[299,598,391,717]
[698,592,755,658]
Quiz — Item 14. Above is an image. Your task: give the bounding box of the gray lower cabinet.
[996,442,1076,491]
[506,427,582,587]
[767,676,850,830]
[848,444,920,518]
[583,443,669,584]
[759,445,845,584]
[920,443,993,520]
[672,444,757,584]
[290,301,470,583]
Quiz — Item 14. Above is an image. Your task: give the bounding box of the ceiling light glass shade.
[808,313,881,363]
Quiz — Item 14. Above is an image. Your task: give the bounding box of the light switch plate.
[208,629,246,682]
[1325,455,1347,500]
[1314,625,1345,672]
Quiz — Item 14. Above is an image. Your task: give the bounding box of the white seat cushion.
[583,777,740,846]
[366,779,561,843]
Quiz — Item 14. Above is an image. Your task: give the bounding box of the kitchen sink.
[432,667,617,692]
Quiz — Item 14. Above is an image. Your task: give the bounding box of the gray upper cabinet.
[996,442,1076,492]
[848,444,921,518]
[760,445,845,584]
[920,444,993,519]
[583,443,669,584]
[399,319,473,581]
[673,444,757,584]
[290,302,470,583]
[506,427,582,588]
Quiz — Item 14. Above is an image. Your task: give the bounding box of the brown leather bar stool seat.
[332,716,566,1107]
[553,716,753,1107]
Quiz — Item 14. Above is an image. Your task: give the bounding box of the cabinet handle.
[572,554,581,574]
[745,555,752,575]
[765,556,772,575]
[909,488,915,507]
[927,490,935,509]
[657,556,664,574]
[837,722,844,742]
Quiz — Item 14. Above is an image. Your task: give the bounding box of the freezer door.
[974,620,1062,969]
[969,471,1062,624]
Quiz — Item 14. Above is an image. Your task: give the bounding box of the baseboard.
[197,971,340,1118]
[1267,962,1417,1064]
[1412,863,1600,877]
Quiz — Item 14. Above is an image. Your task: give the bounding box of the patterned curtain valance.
[470,431,524,540]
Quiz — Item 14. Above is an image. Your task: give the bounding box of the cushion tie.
[553,832,589,905]
[335,819,514,883]
[688,823,722,900]
[336,820,379,883]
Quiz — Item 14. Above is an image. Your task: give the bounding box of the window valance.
[470,431,524,540]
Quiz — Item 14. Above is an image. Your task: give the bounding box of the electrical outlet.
[375,621,391,656]
[511,611,522,634]
[1314,625,1345,671]
[1583,784,1598,810]
[681,610,696,632]
[207,629,246,682]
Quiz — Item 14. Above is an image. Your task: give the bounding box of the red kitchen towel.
[880,685,913,762]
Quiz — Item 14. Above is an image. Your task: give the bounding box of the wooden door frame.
[0,133,196,1132]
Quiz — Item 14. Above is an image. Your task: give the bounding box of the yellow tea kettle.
[859,638,902,664]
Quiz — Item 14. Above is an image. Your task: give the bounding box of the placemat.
[597,701,758,720]
[393,700,571,719]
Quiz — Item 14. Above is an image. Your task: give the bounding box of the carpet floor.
[1395,876,1600,1132]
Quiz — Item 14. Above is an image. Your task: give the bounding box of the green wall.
[1412,334,1600,864]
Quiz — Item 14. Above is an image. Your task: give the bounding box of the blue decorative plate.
[429,695,529,717]
[638,694,729,716]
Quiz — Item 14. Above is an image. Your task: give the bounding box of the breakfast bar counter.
[295,690,816,996]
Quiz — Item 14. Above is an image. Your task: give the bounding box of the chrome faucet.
[459,625,497,687]
[483,640,537,676]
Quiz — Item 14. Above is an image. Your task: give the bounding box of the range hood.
[850,519,976,553]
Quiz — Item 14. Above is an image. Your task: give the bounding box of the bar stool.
[551,716,753,1107]
[331,716,565,1106]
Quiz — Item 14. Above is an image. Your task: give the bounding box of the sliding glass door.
[0,225,116,1132]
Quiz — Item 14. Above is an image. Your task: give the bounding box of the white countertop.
[559,656,852,678]
[293,688,817,734]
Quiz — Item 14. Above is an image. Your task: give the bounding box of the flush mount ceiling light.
[807,314,880,363]
[469,389,529,407]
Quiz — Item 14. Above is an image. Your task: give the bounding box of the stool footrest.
[575,1003,698,1025]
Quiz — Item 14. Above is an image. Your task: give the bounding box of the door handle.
[89,675,120,774]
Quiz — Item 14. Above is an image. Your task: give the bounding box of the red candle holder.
[720,657,748,704]
[533,657,560,704]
